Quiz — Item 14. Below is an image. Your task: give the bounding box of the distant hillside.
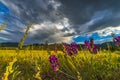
[0,42,118,51]
[98,42,117,49]
[0,42,18,47]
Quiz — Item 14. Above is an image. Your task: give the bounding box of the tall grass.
[18,23,34,50]
[0,50,119,80]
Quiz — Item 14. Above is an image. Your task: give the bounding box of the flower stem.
[58,70,77,80]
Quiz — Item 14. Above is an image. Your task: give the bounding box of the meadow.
[0,49,119,80]
[0,24,119,80]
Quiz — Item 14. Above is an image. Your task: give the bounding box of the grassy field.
[0,50,119,80]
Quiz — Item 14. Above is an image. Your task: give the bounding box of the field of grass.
[0,49,119,80]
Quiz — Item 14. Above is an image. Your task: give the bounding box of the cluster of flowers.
[49,55,59,72]
[84,38,98,54]
[62,42,78,56]
[114,36,120,45]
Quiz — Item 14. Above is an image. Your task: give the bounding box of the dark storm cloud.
[88,17,120,31]
[26,23,72,43]
[63,32,76,37]
[0,0,69,43]
[0,0,62,24]
[1,0,120,30]
[58,0,120,33]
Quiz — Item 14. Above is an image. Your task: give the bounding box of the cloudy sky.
[0,0,120,44]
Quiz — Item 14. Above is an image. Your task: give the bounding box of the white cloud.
[0,30,11,35]
[95,26,120,37]
[78,10,113,34]
[27,17,73,43]
[0,37,11,40]
[48,0,61,10]
[94,38,112,44]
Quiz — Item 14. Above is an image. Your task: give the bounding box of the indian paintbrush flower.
[71,42,78,49]
[84,40,91,50]
[49,55,59,72]
[84,38,98,54]
[62,42,78,56]
[92,44,98,54]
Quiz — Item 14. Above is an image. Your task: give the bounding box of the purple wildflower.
[49,55,59,72]
[92,44,98,54]
[84,39,98,54]
[71,42,78,48]
[114,36,120,45]
[84,40,90,50]
[62,42,78,56]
